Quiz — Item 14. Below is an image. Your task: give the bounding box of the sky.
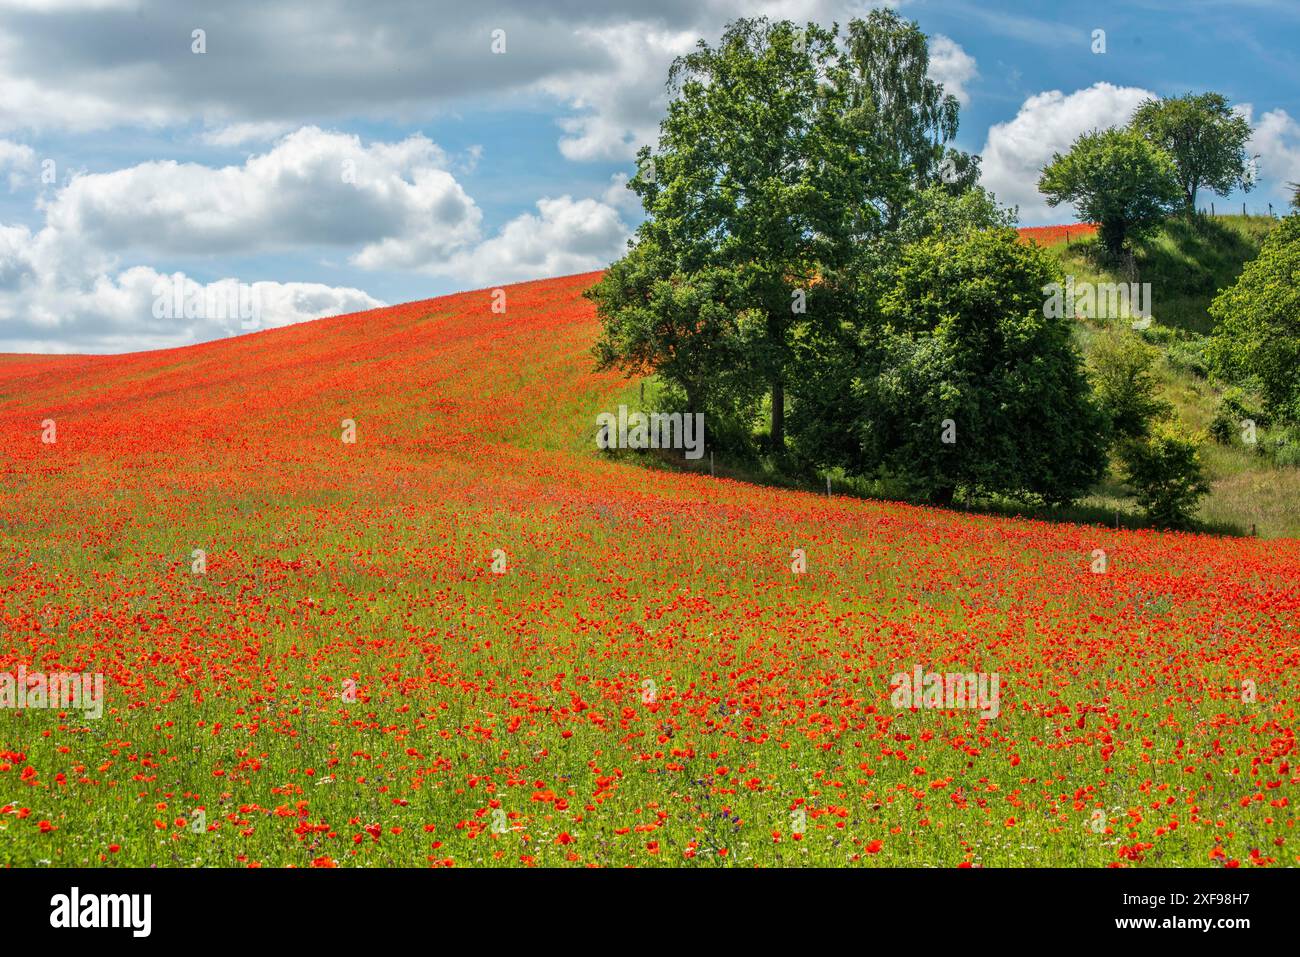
[0,0,1296,354]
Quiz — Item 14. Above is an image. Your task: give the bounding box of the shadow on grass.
[599,446,1252,538]
[1058,215,1275,336]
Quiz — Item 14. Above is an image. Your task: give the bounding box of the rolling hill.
[1,267,1297,868]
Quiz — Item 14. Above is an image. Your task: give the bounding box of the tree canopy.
[1207,214,1300,425]
[1038,127,1182,256]
[841,9,979,220]
[1131,92,1254,213]
[589,18,891,456]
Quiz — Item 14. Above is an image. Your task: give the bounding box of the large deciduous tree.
[587,18,890,457]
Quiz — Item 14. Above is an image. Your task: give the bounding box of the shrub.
[854,227,1107,506]
[1164,337,1211,378]
[1087,332,1171,441]
[1038,128,1182,257]
[1208,388,1266,445]
[1273,438,1300,468]
[1119,425,1212,529]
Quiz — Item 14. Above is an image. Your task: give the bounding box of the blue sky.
[0,0,1296,353]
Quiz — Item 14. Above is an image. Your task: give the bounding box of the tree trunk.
[1100,219,1126,259]
[770,378,785,458]
[766,308,786,459]
[684,380,701,416]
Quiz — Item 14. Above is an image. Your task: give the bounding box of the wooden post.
[826,475,831,498]
[710,451,714,477]
[1211,202,1215,217]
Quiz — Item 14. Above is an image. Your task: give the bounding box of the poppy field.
[1017,223,1099,247]
[1,270,1297,869]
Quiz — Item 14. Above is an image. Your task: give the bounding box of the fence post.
[1211,202,1215,217]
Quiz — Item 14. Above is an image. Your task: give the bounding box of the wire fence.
[1199,201,1289,218]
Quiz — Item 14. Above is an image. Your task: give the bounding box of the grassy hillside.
[1044,215,1300,538]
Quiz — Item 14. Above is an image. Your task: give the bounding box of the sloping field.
[0,270,1297,867]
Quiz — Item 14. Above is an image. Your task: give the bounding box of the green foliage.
[589,18,891,456]
[1206,215,1300,424]
[786,183,1013,472]
[1118,425,1211,528]
[594,14,1210,516]
[841,10,978,218]
[1268,430,1300,468]
[588,251,759,419]
[850,228,1108,505]
[1208,388,1266,445]
[1164,337,1211,378]
[1047,215,1300,536]
[1038,128,1181,256]
[891,183,1016,249]
[1122,215,1275,335]
[1087,331,1171,441]
[1131,92,1255,212]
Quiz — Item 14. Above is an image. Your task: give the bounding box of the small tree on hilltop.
[1038,127,1181,257]
[1131,92,1254,215]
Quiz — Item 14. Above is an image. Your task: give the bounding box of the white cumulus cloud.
[431,195,631,286]
[0,137,35,188]
[42,127,482,263]
[1245,105,1300,205]
[979,82,1154,224]
[0,125,634,351]
[928,35,977,107]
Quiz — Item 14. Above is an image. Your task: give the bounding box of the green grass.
[1047,215,1300,538]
